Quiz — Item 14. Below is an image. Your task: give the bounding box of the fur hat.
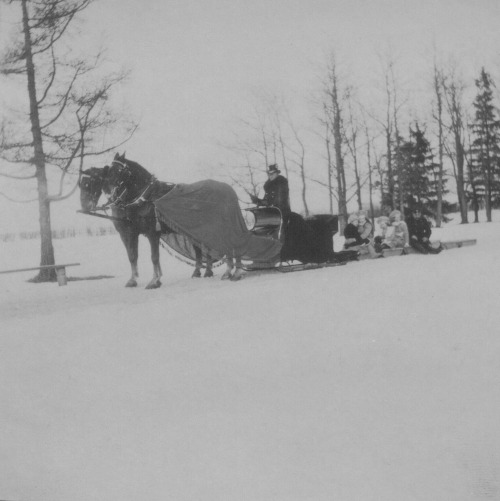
[267,164,280,174]
[389,210,401,220]
[377,216,390,225]
[347,214,358,224]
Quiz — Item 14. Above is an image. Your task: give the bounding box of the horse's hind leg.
[192,245,202,278]
[145,232,162,289]
[119,230,139,287]
[204,254,214,278]
[221,257,234,280]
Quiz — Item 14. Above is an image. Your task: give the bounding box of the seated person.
[344,213,365,248]
[406,206,442,254]
[374,216,392,252]
[344,211,380,258]
[388,210,410,248]
[357,210,373,241]
[250,164,291,217]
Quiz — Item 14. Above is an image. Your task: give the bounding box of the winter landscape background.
[1,212,499,501]
[2,0,500,499]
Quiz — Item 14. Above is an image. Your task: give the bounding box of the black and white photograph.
[1,1,500,499]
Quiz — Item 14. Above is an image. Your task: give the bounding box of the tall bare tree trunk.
[456,136,468,223]
[442,70,469,223]
[433,64,444,227]
[22,0,56,281]
[332,85,347,231]
[384,72,395,209]
[465,129,480,222]
[325,121,334,214]
[483,141,492,222]
[365,129,375,222]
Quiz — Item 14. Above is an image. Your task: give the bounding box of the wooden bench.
[440,239,477,250]
[0,263,80,286]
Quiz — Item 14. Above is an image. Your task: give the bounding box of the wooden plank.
[0,263,80,274]
[441,239,477,250]
[382,248,405,258]
[403,242,441,254]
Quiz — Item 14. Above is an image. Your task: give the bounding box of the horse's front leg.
[119,229,139,287]
[230,256,245,281]
[145,232,162,289]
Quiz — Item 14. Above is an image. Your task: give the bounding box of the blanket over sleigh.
[154,179,282,265]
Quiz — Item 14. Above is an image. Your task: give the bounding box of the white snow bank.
[1,214,500,500]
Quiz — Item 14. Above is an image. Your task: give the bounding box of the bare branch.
[0,192,38,203]
[40,63,83,129]
[0,171,37,180]
[36,44,57,106]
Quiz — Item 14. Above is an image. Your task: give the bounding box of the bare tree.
[383,66,396,209]
[283,113,309,216]
[441,64,469,224]
[344,88,362,210]
[222,92,312,214]
[432,61,445,226]
[364,124,378,223]
[322,54,347,232]
[321,107,335,214]
[464,121,480,222]
[1,0,137,281]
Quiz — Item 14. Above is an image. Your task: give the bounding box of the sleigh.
[241,206,355,272]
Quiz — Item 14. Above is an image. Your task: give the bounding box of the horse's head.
[105,152,154,206]
[79,166,109,211]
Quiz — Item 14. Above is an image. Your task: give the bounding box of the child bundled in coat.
[375,210,409,251]
[344,211,380,258]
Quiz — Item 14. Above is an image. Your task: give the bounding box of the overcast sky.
[79,0,500,176]
[1,0,500,230]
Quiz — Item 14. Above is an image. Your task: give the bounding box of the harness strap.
[126,176,157,207]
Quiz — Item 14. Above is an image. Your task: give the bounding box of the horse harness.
[83,160,175,230]
[102,159,173,210]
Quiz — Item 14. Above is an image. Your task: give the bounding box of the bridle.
[105,159,158,209]
[79,170,104,210]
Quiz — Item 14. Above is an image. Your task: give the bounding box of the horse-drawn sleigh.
[79,153,347,288]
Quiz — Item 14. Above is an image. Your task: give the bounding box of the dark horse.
[79,153,219,288]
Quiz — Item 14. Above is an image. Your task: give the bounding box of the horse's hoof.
[230,269,245,281]
[192,269,202,278]
[221,270,232,280]
[204,269,214,278]
[146,280,161,289]
[125,280,138,287]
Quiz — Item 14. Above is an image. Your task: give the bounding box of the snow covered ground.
[1,213,500,501]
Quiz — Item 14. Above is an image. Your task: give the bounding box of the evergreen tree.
[469,67,500,222]
[394,124,448,216]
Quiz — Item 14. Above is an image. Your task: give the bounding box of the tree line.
[224,55,500,232]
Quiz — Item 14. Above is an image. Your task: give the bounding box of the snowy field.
[1,213,500,501]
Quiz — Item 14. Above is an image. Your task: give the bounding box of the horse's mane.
[120,157,152,179]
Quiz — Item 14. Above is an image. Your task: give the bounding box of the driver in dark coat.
[250,164,291,216]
